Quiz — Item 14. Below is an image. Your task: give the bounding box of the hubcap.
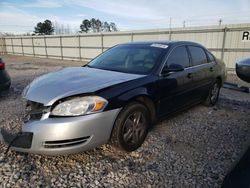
[210,83,219,103]
[123,111,146,144]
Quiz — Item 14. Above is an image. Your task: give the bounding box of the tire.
[203,79,221,106]
[110,102,150,152]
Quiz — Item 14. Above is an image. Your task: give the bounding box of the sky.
[0,0,250,34]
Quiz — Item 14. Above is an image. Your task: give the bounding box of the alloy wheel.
[210,82,219,103]
[122,111,146,145]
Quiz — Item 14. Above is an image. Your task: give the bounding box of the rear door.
[205,50,217,82]
[187,46,214,100]
[157,45,196,117]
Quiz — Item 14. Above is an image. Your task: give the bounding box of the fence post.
[221,27,228,61]
[78,34,81,60]
[31,37,35,56]
[131,32,134,42]
[101,33,104,53]
[20,37,24,56]
[0,37,4,55]
[11,38,14,54]
[44,36,48,58]
[4,38,7,55]
[59,36,63,59]
[1,37,6,55]
[169,29,172,41]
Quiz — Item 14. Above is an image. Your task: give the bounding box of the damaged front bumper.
[0,108,121,155]
[0,129,33,148]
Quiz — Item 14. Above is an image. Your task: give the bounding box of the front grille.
[43,136,90,148]
[23,101,49,122]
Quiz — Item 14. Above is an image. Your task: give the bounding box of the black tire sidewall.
[209,80,220,105]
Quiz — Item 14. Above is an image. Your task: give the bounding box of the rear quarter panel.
[215,58,227,83]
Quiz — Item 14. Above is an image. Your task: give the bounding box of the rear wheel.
[203,80,221,106]
[110,102,149,152]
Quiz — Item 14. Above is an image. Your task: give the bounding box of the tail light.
[0,58,5,70]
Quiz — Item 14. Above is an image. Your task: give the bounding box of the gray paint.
[7,108,121,155]
[23,67,144,106]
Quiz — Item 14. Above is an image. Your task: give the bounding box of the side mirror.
[236,58,250,83]
[162,64,184,74]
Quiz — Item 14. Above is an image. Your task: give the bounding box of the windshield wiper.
[83,64,92,68]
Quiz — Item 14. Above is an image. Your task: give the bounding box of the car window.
[89,45,165,74]
[165,46,190,68]
[188,46,208,66]
[206,51,215,62]
[104,48,129,61]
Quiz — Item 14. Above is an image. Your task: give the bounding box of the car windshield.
[88,44,166,74]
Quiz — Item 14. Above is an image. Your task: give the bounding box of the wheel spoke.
[211,83,219,102]
[132,130,139,143]
[133,112,142,126]
[132,123,145,143]
[124,118,133,129]
[136,124,145,137]
[123,129,133,143]
[123,117,134,143]
[123,110,146,145]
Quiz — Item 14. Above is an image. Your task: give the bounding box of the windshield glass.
[88,44,166,74]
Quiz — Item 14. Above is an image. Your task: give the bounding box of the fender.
[104,85,157,111]
[118,87,150,102]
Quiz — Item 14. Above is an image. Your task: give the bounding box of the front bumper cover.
[0,108,121,155]
[0,129,33,148]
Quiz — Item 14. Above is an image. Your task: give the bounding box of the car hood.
[23,67,145,106]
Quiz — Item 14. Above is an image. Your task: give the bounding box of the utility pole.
[219,19,222,26]
[169,17,172,29]
[183,21,186,28]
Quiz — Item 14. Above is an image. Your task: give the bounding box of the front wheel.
[203,80,221,106]
[110,102,150,152]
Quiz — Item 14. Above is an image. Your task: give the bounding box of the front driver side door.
[157,45,196,117]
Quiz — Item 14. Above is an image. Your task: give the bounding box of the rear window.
[188,46,208,66]
[206,51,215,62]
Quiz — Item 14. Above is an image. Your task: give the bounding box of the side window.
[166,46,190,68]
[188,46,208,66]
[206,51,215,62]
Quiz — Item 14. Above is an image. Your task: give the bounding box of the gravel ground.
[0,55,250,187]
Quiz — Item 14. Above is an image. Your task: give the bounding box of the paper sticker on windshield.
[150,43,168,49]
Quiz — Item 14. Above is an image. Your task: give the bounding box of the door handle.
[187,73,192,79]
[209,67,214,72]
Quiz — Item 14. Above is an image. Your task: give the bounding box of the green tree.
[95,19,102,32]
[90,18,98,32]
[103,22,111,32]
[34,20,54,35]
[80,18,118,33]
[80,19,91,33]
[110,22,118,31]
[83,18,102,32]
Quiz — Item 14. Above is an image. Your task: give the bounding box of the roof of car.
[121,40,204,48]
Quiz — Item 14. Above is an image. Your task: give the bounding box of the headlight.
[51,96,108,116]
